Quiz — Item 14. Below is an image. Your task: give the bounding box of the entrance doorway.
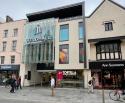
[40,72,56,87]
[102,69,124,89]
[0,70,19,85]
[92,69,124,89]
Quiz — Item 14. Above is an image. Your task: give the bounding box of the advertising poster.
[59,45,69,64]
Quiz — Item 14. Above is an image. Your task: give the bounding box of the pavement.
[0,86,125,103]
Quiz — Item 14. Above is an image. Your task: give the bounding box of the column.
[44,42,47,62]
[40,43,43,62]
[48,41,52,62]
[36,44,39,63]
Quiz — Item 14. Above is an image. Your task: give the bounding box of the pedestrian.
[18,76,22,89]
[10,74,16,93]
[50,74,55,96]
[122,78,125,95]
[15,76,19,90]
[88,79,94,93]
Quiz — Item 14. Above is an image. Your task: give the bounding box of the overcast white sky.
[0,0,125,20]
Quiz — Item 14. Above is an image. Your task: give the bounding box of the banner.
[24,18,55,45]
[59,45,69,64]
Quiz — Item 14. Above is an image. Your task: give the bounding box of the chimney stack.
[6,15,13,22]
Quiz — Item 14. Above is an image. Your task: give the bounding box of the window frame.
[13,28,18,37]
[59,24,69,42]
[79,43,84,63]
[11,55,15,64]
[1,56,5,64]
[59,44,69,64]
[2,41,7,51]
[12,40,17,51]
[105,22,113,31]
[96,42,122,60]
[79,22,84,40]
[3,30,8,38]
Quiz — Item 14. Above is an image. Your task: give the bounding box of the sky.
[0,0,125,20]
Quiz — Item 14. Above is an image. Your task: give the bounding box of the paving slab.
[0,86,125,103]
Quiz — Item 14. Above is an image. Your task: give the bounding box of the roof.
[27,2,84,22]
[86,0,125,18]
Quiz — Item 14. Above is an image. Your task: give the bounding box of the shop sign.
[1,65,11,70]
[0,65,20,70]
[102,63,124,67]
[89,60,125,69]
[63,71,76,76]
[24,18,55,45]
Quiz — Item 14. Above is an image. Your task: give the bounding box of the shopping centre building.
[22,2,91,87]
[22,0,125,88]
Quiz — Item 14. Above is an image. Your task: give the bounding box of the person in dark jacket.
[10,74,16,93]
[122,78,125,95]
[16,76,22,90]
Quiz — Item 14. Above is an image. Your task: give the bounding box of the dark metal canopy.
[27,2,83,22]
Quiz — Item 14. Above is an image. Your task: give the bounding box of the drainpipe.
[82,2,87,69]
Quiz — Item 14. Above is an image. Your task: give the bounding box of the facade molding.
[88,36,125,43]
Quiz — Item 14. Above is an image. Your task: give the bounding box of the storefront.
[56,70,84,87]
[89,60,125,89]
[37,63,56,86]
[0,65,20,85]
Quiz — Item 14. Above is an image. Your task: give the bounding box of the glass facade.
[23,18,55,63]
[60,24,69,41]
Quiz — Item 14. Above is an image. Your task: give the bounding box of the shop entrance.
[40,72,56,87]
[0,70,19,85]
[102,69,124,89]
[92,69,124,89]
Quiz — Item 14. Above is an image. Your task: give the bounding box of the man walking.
[10,74,16,93]
[50,74,55,96]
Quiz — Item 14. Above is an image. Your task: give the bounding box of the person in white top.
[51,74,55,96]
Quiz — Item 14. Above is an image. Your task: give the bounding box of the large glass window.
[79,43,84,63]
[59,44,69,64]
[1,56,5,64]
[12,40,17,51]
[11,55,15,64]
[13,28,18,37]
[3,30,8,38]
[2,42,7,51]
[96,41,121,60]
[60,24,69,41]
[79,22,84,39]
